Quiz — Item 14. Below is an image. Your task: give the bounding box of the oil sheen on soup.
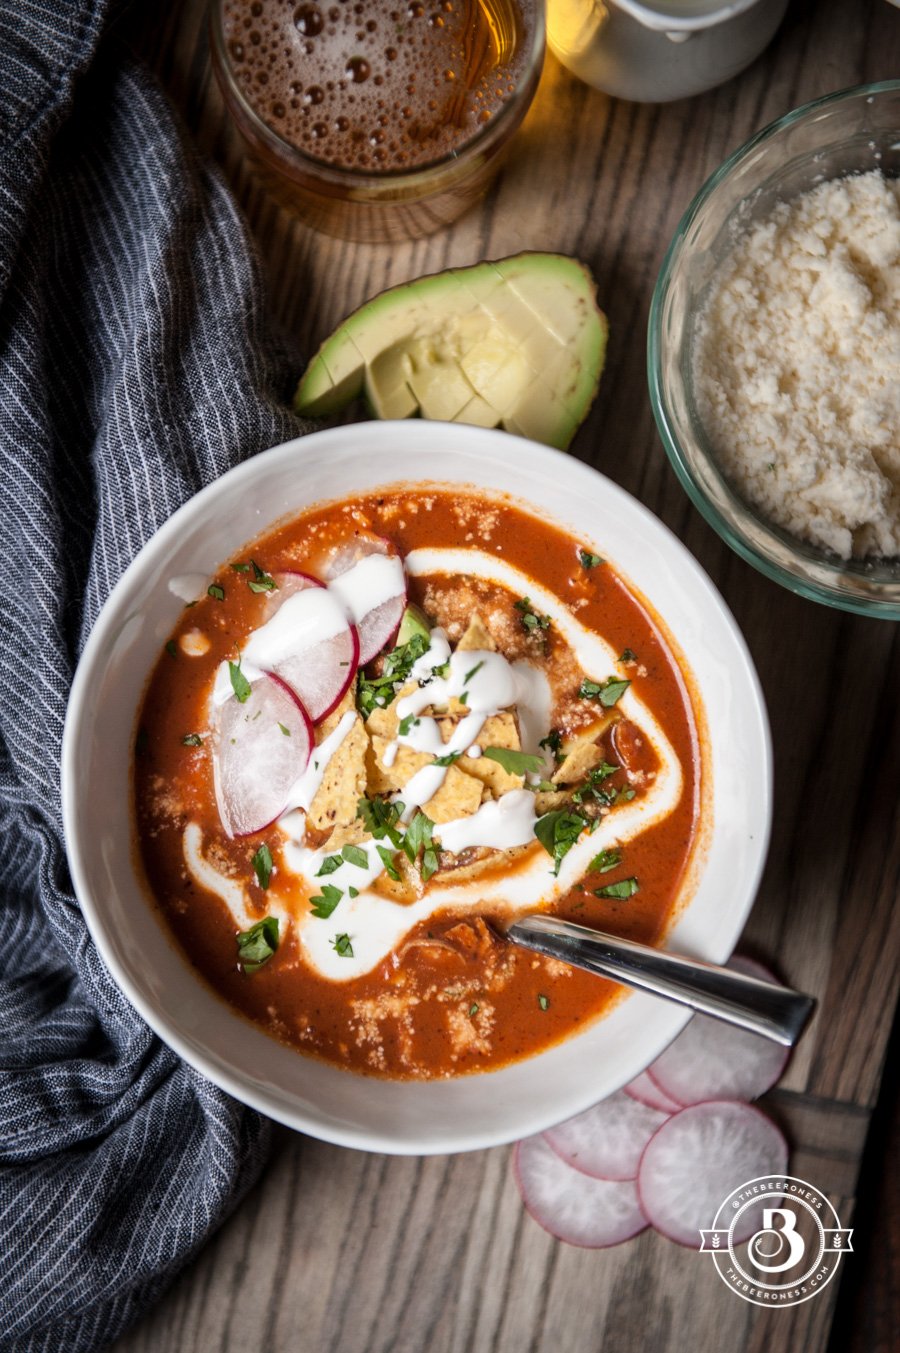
[134,488,701,1079]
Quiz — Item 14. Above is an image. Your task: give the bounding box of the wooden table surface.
[115,2,900,1350]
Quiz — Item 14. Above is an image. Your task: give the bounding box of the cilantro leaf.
[229,659,252,704]
[398,713,419,737]
[590,847,621,873]
[165,640,177,659]
[539,729,563,764]
[181,733,203,747]
[376,844,400,880]
[433,750,462,768]
[341,843,369,869]
[251,843,273,890]
[595,877,639,900]
[248,559,277,594]
[316,855,342,876]
[403,811,435,866]
[534,809,588,876]
[619,648,638,663]
[332,933,354,957]
[236,916,279,973]
[464,660,485,683]
[208,584,225,602]
[514,597,551,634]
[579,676,631,707]
[231,562,250,573]
[538,993,550,1011]
[310,883,343,918]
[578,549,603,569]
[483,746,544,776]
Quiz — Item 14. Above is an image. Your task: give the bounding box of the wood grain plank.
[109,2,900,1350]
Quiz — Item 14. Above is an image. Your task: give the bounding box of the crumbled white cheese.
[693,170,900,560]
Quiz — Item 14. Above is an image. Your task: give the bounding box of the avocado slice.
[396,603,431,647]
[294,254,608,451]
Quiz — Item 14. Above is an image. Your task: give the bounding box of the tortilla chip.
[307,714,368,834]
[324,819,369,852]
[552,718,615,786]
[456,613,496,653]
[533,788,572,815]
[435,842,533,883]
[456,712,524,798]
[364,681,417,738]
[367,735,432,795]
[423,764,483,824]
[372,850,423,905]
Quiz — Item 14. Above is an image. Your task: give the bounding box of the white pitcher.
[547,0,789,103]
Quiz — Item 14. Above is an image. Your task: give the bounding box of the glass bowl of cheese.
[649,80,900,619]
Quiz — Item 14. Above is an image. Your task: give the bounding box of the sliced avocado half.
[294,253,608,451]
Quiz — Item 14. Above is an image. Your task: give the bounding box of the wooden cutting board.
[113,1,900,1348]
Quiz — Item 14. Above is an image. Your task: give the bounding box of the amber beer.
[211,0,544,241]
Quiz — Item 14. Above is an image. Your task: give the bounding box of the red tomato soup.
[133,487,702,1079]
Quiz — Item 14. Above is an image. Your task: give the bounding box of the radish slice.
[514,1135,648,1248]
[647,957,790,1106]
[624,1071,682,1116]
[544,1090,669,1181]
[327,552,407,664]
[212,673,313,837]
[244,586,359,723]
[637,1101,788,1248]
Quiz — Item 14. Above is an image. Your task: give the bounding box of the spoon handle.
[507,916,815,1047]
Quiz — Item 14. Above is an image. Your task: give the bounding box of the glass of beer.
[211,0,545,243]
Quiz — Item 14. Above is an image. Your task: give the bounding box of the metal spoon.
[507,915,814,1047]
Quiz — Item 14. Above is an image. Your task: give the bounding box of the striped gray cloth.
[0,4,308,1349]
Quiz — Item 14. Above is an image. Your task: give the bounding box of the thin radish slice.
[327,552,407,664]
[212,673,313,837]
[637,1101,788,1248]
[646,956,790,1106]
[244,586,359,723]
[514,1135,648,1248]
[544,1089,669,1181]
[624,1071,682,1116]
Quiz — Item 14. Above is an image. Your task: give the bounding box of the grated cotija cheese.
[693,170,900,560]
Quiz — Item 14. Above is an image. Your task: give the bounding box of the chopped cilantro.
[207,584,225,602]
[357,795,405,849]
[165,640,177,659]
[619,648,638,663]
[534,809,588,875]
[469,1003,479,1017]
[398,713,419,737]
[539,729,564,764]
[341,843,369,869]
[433,750,462,768]
[590,847,621,873]
[357,632,429,719]
[181,733,203,747]
[228,659,252,704]
[376,844,400,880]
[579,676,631,707]
[538,993,550,1011]
[595,877,639,900]
[316,855,342,876]
[251,843,273,890]
[310,883,343,918]
[278,722,291,736]
[332,933,353,957]
[248,559,277,594]
[578,549,603,569]
[231,562,250,573]
[458,691,469,707]
[514,597,551,635]
[483,746,544,776]
[464,660,485,683]
[572,762,620,805]
[236,916,278,973]
[349,886,359,899]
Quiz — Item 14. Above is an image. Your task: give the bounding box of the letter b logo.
[748,1207,806,1273]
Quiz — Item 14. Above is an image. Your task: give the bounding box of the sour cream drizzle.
[185,548,686,984]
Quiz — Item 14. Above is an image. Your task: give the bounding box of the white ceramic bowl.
[62,421,771,1155]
